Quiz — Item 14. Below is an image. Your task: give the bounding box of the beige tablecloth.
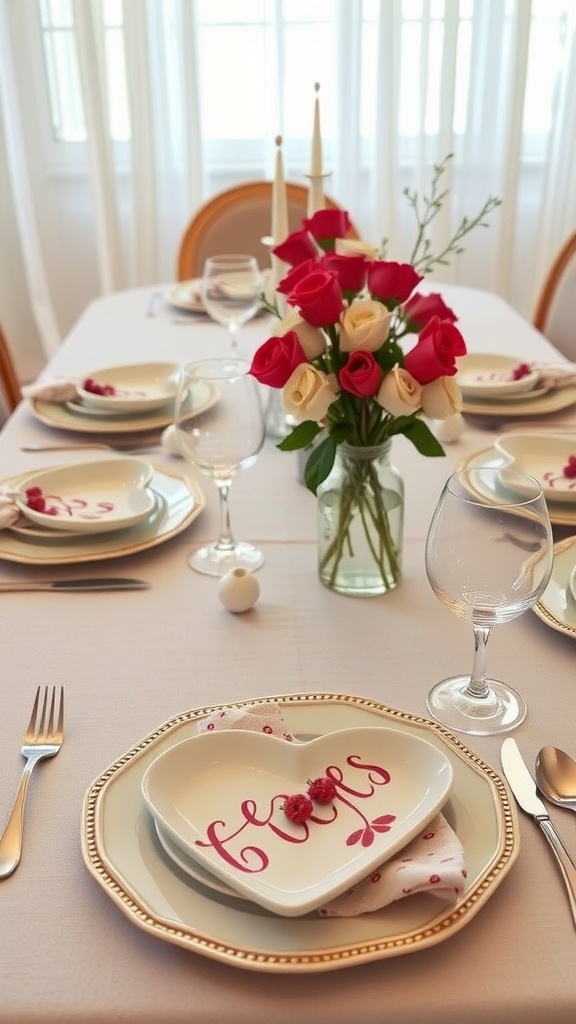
[0,284,575,1024]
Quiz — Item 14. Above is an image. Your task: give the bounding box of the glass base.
[426,674,527,736]
[188,541,264,577]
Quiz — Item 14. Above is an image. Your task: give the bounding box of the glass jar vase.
[317,441,404,597]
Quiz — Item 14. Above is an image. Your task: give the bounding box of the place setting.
[457,352,576,418]
[21,361,218,435]
[81,691,519,973]
[0,454,205,566]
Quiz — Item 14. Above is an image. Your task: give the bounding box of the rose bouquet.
[249,156,500,595]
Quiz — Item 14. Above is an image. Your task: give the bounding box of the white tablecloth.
[0,284,575,1023]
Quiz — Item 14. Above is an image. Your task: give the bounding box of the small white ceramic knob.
[217,568,260,613]
[161,423,182,456]
[433,413,465,443]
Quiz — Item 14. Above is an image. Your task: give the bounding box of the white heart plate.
[77,362,180,413]
[166,279,204,313]
[534,535,576,639]
[456,353,542,399]
[142,726,453,917]
[153,820,241,899]
[494,432,576,504]
[15,458,155,534]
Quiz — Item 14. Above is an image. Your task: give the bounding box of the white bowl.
[77,362,179,413]
[16,458,155,534]
[141,726,453,917]
[457,353,542,399]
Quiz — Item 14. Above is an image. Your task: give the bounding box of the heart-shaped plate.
[494,432,576,503]
[77,362,180,413]
[141,726,453,917]
[456,353,542,399]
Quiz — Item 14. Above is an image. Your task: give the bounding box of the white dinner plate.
[166,279,205,313]
[534,535,576,639]
[29,380,217,434]
[142,727,453,917]
[461,384,576,418]
[81,693,518,973]
[457,353,542,399]
[494,433,576,504]
[457,446,576,526]
[0,464,204,565]
[15,458,155,534]
[76,362,180,414]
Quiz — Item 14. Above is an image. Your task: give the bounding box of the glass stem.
[214,482,235,552]
[467,625,491,699]
[229,324,239,352]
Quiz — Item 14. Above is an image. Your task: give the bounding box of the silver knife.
[501,737,576,927]
[0,578,150,592]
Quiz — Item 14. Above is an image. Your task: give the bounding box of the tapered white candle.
[308,83,325,215]
[271,135,289,301]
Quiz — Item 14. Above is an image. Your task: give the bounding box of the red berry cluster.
[512,362,531,380]
[83,377,116,396]
[282,775,337,824]
[24,486,58,516]
[563,455,576,479]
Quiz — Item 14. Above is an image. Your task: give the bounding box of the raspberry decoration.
[307,776,337,803]
[282,793,313,824]
[83,377,116,396]
[563,455,576,479]
[23,486,58,516]
[512,362,532,380]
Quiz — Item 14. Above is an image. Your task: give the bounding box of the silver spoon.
[536,746,576,813]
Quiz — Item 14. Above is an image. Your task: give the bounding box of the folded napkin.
[530,362,576,389]
[21,378,78,402]
[0,492,20,530]
[197,703,467,917]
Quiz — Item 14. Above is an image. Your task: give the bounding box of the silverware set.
[0,686,64,879]
[21,442,162,454]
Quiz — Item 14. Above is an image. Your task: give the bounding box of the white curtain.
[1,0,576,378]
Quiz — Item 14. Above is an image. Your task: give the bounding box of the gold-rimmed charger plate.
[534,535,576,639]
[457,446,576,526]
[461,385,576,418]
[0,464,204,565]
[81,692,518,974]
[28,380,217,434]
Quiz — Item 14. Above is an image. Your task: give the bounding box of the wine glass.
[200,254,263,353]
[174,357,265,575]
[425,467,553,735]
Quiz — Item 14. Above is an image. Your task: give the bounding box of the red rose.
[273,229,318,267]
[288,269,345,327]
[403,316,467,384]
[367,261,424,306]
[277,259,318,296]
[248,330,308,388]
[321,253,367,294]
[402,292,458,331]
[339,351,382,398]
[302,209,352,250]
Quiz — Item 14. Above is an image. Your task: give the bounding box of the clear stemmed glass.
[425,468,553,735]
[200,254,263,353]
[174,357,265,575]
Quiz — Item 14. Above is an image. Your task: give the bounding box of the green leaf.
[304,435,337,494]
[277,420,322,452]
[395,417,446,457]
[375,340,404,373]
[328,421,353,445]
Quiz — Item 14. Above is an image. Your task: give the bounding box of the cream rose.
[276,309,326,360]
[335,237,380,258]
[420,376,462,419]
[376,365,422,416]
[282,365,339,422]
[339,299,392,353]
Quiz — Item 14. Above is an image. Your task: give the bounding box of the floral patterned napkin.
[21,379,78,402]
[197,703,467,917]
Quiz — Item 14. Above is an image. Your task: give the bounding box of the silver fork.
[0,686,64,879]
[21,442,161,454]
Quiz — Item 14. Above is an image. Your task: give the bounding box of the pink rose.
[288,270,345,327]
[402,292,458,330]
[339,351,382,398]
[321,253,367,294]
[273,229,318,267]
[302,209,352,250]
[367,261,424,306]
[403,316,467,384]
[249,330,308,388]
[276,259,318,296]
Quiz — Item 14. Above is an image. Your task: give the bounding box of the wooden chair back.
[0,322,21,414]
[533,230,576,360]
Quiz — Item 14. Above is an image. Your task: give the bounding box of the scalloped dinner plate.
[141,727,453,917]
[534,535,576,639]
[15,458,155,534]
[81,693,519,973]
